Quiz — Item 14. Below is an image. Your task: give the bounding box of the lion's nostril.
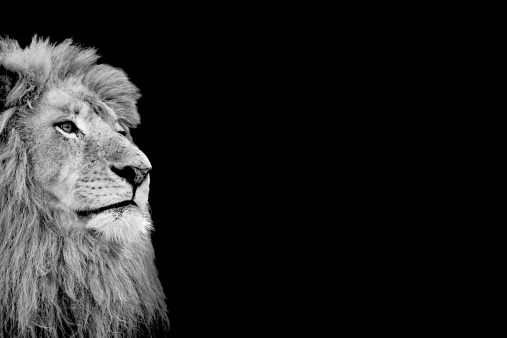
[110,165,148,187]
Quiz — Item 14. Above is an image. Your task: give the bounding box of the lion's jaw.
[29,88,153,243]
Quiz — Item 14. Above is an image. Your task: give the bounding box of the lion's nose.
[111,165,151,187]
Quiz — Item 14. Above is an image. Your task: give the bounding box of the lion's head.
[0,37,169,337]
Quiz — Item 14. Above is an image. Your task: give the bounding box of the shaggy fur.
[0,36,139,126]
[0,37,169,338]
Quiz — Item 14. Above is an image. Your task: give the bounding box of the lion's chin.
[84,206,153,243]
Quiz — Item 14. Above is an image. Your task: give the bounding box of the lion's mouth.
[76,200,137,217]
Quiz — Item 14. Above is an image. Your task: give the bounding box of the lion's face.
[24,87,152,242]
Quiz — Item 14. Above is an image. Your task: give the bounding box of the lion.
[0,37,169,337]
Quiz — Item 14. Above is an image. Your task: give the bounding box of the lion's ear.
[0,108,15,136]
[0,66,18,112]
[1,37,22,112]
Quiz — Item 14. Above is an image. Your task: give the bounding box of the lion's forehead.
[46,88,87,109]
[45,88,117,121]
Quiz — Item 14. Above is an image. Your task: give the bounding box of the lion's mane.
[0,37,169,338]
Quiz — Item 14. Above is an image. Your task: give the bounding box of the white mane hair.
[0,36,169,338]
[0,36,140,126]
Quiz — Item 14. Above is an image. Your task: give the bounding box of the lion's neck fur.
[0,131,169,337]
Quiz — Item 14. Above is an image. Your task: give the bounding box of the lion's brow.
[82,95,116,122]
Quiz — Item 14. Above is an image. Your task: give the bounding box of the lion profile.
[0,36,169,337]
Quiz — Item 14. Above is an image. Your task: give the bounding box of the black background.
[3,29,229,337]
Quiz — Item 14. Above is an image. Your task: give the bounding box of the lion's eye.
[56,121,79,134]
[116,122,128,137]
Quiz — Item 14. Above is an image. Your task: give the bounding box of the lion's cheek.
[30,130,83,197]
[58,168,82,206]
[43,161,82,206]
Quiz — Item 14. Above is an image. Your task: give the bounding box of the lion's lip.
[76,200,137,217]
